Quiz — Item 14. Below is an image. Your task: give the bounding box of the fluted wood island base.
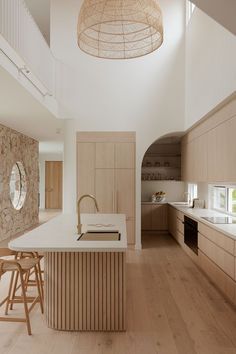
[9,213,127,332]
[45,251,126,331]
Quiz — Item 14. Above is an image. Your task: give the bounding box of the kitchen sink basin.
[78,230,120,241]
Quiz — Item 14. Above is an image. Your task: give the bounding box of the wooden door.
[95,169,115,213]
[45,161,63,209]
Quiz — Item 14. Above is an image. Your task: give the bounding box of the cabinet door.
[195,134,208,182]
[95,169,115,213]
[77,143,95,212]
[95,143,114,168]
[151,204,167,230]
[115,143,135,168]
[115,169,135,217]
[126,217,135,245]
[141,205,152,230]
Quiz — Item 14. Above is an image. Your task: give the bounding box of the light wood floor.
[1,233,236,354]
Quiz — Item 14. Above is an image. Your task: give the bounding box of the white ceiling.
[191,0,236,35]
[0,65,64,142]
[24,0,50,44]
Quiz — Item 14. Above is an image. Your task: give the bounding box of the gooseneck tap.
[77,194,99,234]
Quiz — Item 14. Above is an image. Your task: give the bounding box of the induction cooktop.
[201,216,236,224]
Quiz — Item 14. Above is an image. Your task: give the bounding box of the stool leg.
[37,261,44,301]
[9,271,19,310]
[34,266,44,314]
[5,271,15,315]
[19,270,31,335]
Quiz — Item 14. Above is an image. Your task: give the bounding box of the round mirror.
[9,162,27,210]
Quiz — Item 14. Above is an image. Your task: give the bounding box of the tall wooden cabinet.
[77,132,136,245]
[181,95,236,183]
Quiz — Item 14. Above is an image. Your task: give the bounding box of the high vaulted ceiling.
[24,0,50,44]
[0,65,64,142]
[191,0,236,35]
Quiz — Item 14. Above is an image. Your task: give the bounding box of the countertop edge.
[168,203,236,241]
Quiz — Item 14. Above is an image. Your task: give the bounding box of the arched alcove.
[140,132,185,246]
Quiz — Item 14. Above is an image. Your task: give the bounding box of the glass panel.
[188,183,198,203]
[213,186,226,211]
[228,188,236,214]
[9,162,27,210]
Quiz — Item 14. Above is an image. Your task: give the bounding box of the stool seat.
[0,258,39,273]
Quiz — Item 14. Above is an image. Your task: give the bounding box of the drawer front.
[199,251,235,304]
[177,218,184,235]
[176,230,184,246]
[199,222,235,255]
[199,234,235,279]
[176,210,184,222]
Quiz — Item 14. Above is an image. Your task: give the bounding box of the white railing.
[0,0,54,95]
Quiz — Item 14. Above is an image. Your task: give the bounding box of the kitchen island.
[9,213,127,331]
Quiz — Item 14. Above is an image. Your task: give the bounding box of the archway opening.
[141,133,186,247]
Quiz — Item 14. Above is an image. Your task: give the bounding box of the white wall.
[185,7,236,128]
[39,152,63,209]
[51,0,186,248]
[142,181,185,202]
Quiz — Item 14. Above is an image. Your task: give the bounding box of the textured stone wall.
[0,124,39,242]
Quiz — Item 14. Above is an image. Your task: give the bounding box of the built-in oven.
[183,216,198,255]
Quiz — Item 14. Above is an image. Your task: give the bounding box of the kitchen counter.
[9,213,127,332]
[9,213,127,252]
[169,203,236,240]
[141,201,167,205]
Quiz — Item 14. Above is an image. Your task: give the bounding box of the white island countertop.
[9,213,127,252]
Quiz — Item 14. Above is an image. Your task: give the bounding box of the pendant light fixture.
[77,0,163,59]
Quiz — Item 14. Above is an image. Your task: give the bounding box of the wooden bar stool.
[0,249,44,335]
[19,252,44,303]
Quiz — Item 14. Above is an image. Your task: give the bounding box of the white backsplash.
[141,181,185,202]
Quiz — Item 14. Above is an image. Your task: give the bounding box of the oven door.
[183,216,198,255]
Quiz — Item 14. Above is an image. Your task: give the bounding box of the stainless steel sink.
[78,230,120,241]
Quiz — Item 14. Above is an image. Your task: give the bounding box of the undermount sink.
[78,230,120,241]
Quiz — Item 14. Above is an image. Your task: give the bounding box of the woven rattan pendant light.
[77,0,163,59]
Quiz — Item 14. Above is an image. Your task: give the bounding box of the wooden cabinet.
[181,134,207,182]
[95,169,115,213]
[77,143,95,212]
[95,143,114,168]
[115,143,135,169]
[181,98,236,183]
[199,250,235,304]
[168,205,236,304]
[198,234,235,279]
[141,205,152,230]
[168,205,178,238]
[198,222,235,255]
[116,169,135,217]
[141,204,167,231]
[151,204,167,230]
[77,133,136,245]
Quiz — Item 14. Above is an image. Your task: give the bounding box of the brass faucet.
[77,194,99,234]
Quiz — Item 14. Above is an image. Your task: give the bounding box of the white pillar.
[63,119,76,213]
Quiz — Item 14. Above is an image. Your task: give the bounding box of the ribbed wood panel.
[45,252,126,331]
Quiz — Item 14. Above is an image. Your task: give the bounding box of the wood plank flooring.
[1,233,236,354]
